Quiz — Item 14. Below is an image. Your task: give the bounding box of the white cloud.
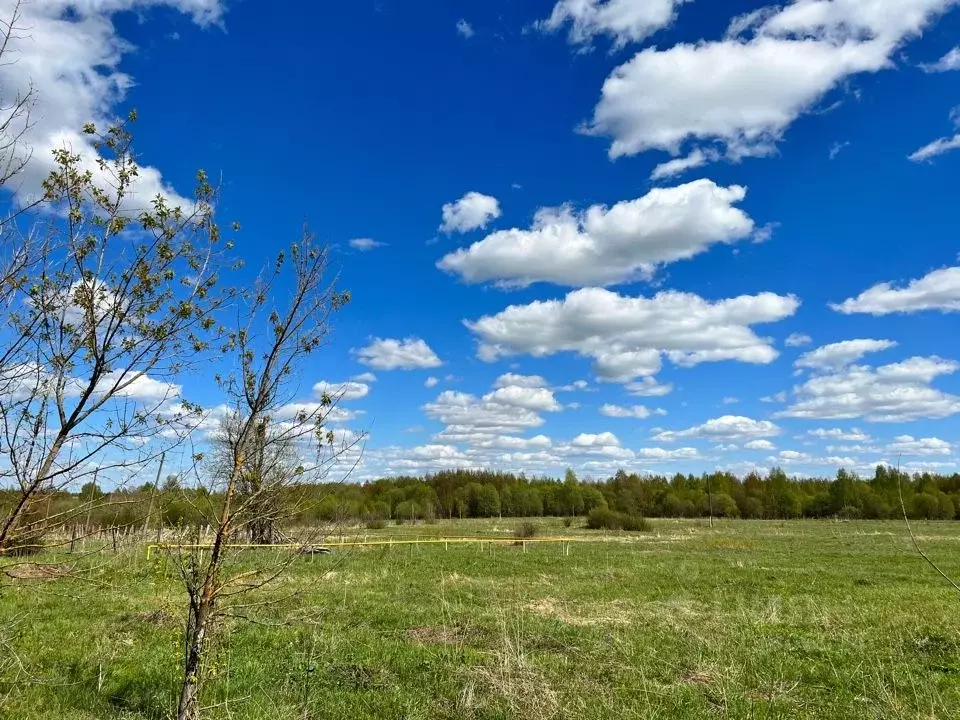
[722,396,739,405]
[585,0,955,163]
[424,376,439,389]
[828,141,850,160]
[99,370,181,403]
[456,18,475,38]
[744,439,776,450]
[352,372,378,383]
[626,376,673,396]
[600,403,652,418]
[0,0,223,207]
[439,191,500,234]
[559,379,591,391]
[426,390,546,435]
[354,338,442,370]
[779,356,960,421]
[467,287,799,382]
[482,385,562,412]
[636,446,701,460]
[653,415,780,442]
[887,435,952,456]
[920,46,960,71]
[832,266,960,315]
[494,373,549,389]
[785,332,812,347]
[438,180,755,288]
[808,428,871,441]
[572,432,621,448]
[796,339,897,370]
[312,380,369,402]
[761,391,787,403]
[649,148,717,180]
[908,134,960,161]
[536,0,689,48]
[908,106,960,161]
[349,238,386,251]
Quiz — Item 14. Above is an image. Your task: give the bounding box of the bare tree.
[0,0,36,195]
[173,232,356,720]
[0,114,233,558]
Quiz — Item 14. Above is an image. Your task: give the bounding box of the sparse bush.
[364,517,387,530]
[618,514,651,532]
[514,521,538,539]
[586,508,651,532]
[563,517,573,528]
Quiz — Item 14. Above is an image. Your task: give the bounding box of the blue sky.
[5,0,960,481]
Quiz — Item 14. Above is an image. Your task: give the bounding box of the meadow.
[2,518,960,719]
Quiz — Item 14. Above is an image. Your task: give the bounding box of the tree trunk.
[0,435,65,551]
[249,515,275,545]
[177,597,210,720]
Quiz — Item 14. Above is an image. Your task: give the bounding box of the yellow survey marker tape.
[146,536,585,560]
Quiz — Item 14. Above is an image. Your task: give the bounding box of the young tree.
[173,233,356,720]
[0,115,231,557]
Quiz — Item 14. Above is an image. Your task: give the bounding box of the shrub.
[586,507,651,532]
[562,517,573,528]
[514,521,539,539]
[364,517,387,530]
[618,514,652,532]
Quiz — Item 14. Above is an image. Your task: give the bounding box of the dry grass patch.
[524,597,632,627]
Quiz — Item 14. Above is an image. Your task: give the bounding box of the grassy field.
[3,518,960,719]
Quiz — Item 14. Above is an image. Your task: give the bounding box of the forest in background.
[8,464,960,531]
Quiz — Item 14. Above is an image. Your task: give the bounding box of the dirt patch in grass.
[679,668,716,686]
[3,562,73,580]
[524,597,631,627]
[408,624,470,645]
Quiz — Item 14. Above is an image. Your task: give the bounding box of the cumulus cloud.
[808,428,871,441]
[99,371,181,403]
[466,287,799,382]
[494,373,549,389]
[636,446,701,460]
[312,380,369,402]
[761,391,787,403]
[832,266,960,314]
[536,0,689,48]
[482,385,562,412]
[626,376,673,396]
[424,376,439,389]
[887,435,952,455]
[785,332,812,347]
[744,439,776,450]
[653,415,780,442]
[438,180,755,288]
[920,46,960,72]
[585,0,955,163]
[439,191,501,234]
[795,339,898,370]
[349,238,386,251]
[779,356,960,421]
[0,0,223,207]
[354,338,442,370]
[426,390,546,435]
[352,372,377,383]
[600,403,652,418]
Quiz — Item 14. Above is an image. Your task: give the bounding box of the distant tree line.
[8,465,960,531]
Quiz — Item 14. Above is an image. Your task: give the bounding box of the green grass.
[3,518,960,719]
